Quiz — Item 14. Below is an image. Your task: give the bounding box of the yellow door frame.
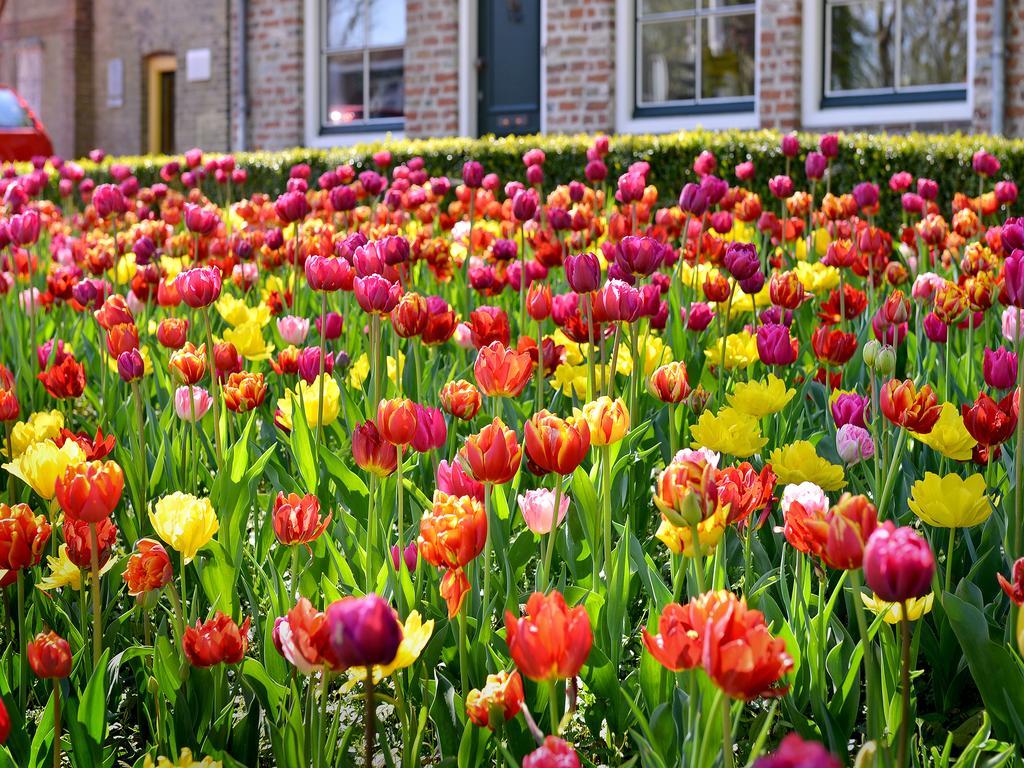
[146,55,177,155]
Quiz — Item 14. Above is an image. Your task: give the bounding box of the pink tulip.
[517,488,570,535]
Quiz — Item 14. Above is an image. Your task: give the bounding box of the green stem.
[542,480,563,590]
[689,522,706,595]
[548,678,561,736]
[89,522,102,667]
[458,601,469,696]
[944,527,956,594]
[720,694,734,768]
[202,308,225,469]
[365,671,376,767]
[877,428,909,519]
[850,569,880,744]
[316,291,328,448]
[602,446,613,578]
[396,445,406,616]
[17,570,25,711]
[291,545,302,601]
[52,679,61,768]
[898,606,912,768]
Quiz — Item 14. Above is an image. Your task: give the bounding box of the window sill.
[820,89,967,109]
[633,100,755,119]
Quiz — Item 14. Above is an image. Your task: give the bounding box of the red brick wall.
[239,0,303,150]
[757,0,801,130]
[545,0,615,133]
[404,0,460,137]
[1005,0,1024,135]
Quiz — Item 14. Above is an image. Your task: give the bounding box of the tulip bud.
[862,339,881,367]
[117,349,145,382]
[874,345,897,376]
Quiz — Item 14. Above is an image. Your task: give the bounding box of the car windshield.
[0,89,31,129]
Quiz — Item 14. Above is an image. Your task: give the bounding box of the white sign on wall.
[186,49,212,82]
[107,59,124,107]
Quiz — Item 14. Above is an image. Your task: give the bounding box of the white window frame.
[615,0,760,134]
[801,0,975,127]
[302,0,406,147]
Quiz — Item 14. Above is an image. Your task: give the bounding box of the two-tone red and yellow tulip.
[418,492,487,617]
[461,418,522,485]
[523,410,591,476]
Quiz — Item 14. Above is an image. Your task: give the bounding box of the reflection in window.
[826,0,967,97]
[322,0,405,128]
[635,0,755,109]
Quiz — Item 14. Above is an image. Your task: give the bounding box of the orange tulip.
[461,418,522,485]
[504,590,592,682]
[376,398,418,446]
[880,379,941,433]
[715,463,777,528]
[105,322,140,358]
[523,410,591,476]
[0,503,51,573]
[440,379,482,421]
[466,670,525,729]
[183,612,251,667]
[643,591,734,672]
[647,361,691,404]
[784,493,878,570]
[169,342,207,386]
[54,460,124,524]
[702,591,792,700]
[273,492,331,549]
[27,631,72,679]
[223,371,268,413]
[390,291,429,338]
[473,341,534,398]
[123,538,173,605]
[418,491,487,617]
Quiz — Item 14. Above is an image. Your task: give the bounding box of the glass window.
[322,0,405,129]
[825,0,967,97]
[0,89,31,129]
[635,0,755,109]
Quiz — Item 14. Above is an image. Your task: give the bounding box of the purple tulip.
[325,594,403,670]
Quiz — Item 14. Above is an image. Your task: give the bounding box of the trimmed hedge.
[44,130,1024,229]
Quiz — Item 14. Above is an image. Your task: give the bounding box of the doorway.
[147,55,177,155]
[477,0,541,136]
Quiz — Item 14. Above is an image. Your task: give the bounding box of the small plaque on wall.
[107,59,124,107]
[186,49,211,82]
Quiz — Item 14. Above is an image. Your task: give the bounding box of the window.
[824,0,968,104]
[321,0,405,131]
[634,0,756,115]
[0,89,32,129]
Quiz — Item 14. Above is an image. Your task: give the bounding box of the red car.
[0,85,53,162]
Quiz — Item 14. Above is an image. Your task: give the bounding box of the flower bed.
[0,132,1022,767]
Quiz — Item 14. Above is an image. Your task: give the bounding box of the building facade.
[1,0,1022,159]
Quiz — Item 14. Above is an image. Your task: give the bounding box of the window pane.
[640,0,695,15]
[324,52,364,124]
[368,49,404,119]
[0,89,30,128]
[828,0,896,92]
[702,13,755,98]
[325,0,365,49]
[368,0,406,46]
[703,0,756,9]
[900,0,967,87]
[638,19,696,103]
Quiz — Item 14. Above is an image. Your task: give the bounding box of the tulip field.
[2,133,1024,768]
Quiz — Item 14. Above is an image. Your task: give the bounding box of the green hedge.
[47,130,1024,230]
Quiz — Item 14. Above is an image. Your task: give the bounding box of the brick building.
[1,0,1021,159]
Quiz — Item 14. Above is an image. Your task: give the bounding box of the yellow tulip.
[727,375,796,418]
[690,407,767,459]
[794,260,839,293]
[8,410,65,457]
[908,472,991,528]
[704,330,760,370]
[769,440,846,491]
[655,504,729,557]
[36,545,83,592]
[150,492,219,564]
[222,321,274,361]
[3,439,85,500]
[911,403,976,462]
[861,592,934,624]
[143,749,222,768]
[276,375,341,430]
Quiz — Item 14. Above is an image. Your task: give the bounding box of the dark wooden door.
[477,0,541,136]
